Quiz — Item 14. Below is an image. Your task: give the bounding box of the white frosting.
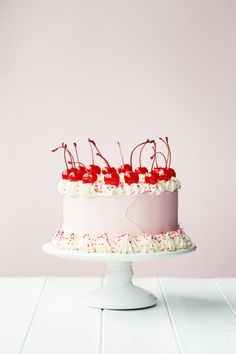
[57,177,181,198]
[51,226,192,254]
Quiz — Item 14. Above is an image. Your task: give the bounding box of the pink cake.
[50,138,192,254]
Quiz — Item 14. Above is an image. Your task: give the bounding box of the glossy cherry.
[118,164,132,173]
[68,169,84,182]
[82,172,97,184]
[145,172,158,184]
[166,168,176,178]
[102,166,117,174]
[87,164,101,175]
[117,142,131,173]
[157,168,171,181]
[104,172,120,186]
[135,166,148,174]
[77,165,86,174]
[62,169,70,180]
[124,171,139,185]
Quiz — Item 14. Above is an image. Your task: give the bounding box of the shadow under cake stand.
[42,243,196,310]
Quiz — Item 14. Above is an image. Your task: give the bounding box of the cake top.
[52,138,181,197]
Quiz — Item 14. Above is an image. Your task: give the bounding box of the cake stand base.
[86,262,156,310]
[42,243,196,310]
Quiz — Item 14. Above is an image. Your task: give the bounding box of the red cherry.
[124,171,139,185]
[68,169,84,181]
[118,164,132,173]
[62,168,78,180]
[152,167,171,181]
[104,172,120,186]
[77,165,86,174]
[166,168,176,178]
[102,166,117,174]
[62,169,70,180]
[159,173,169,181]
[152,167,165,175]
[158,168,171,181]
[145,172,158,184]
[87,164,101,175]
[82,172,97,184]
[135,166,148,174]
[152,167,160,175]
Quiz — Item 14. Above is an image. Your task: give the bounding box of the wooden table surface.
[1,277,236,354]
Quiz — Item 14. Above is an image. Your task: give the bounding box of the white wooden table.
[1,277,236,354]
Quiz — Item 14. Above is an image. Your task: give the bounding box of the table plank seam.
[19,276,48,354]
[158,278,184,354]
[213,278,236,318]
[99,276,104,354]
[99,309,104,354]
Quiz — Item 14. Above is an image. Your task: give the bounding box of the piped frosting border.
[57,176,181,197]
[50,226,192,254]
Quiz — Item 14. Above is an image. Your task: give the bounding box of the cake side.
[63,191,178,235]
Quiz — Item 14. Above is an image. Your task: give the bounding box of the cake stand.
[42,243,196,310]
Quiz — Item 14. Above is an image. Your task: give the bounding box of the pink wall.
[1,0,236,277]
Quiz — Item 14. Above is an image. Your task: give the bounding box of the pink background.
[0,0,236,277]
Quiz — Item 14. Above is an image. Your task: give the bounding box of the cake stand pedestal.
[42,243,196,310]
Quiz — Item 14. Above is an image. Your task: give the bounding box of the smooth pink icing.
[63,191,178,235]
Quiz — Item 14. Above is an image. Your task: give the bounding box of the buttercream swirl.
[57,177,181,198]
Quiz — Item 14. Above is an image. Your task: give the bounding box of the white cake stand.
[42,243,196,310]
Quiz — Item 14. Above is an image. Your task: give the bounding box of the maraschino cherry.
[68,169,84,181]
[82,171,97,184]
[52,143,78,180]
[104,172,120,186]
[157,169,170,181]
[151,152,167,176]
[88,138,116,174]
[159,137,176,178]
[95,151,120,186]
[135,140,151,173]
[65,142,86,181]
[72,142,86,174]
[130,139,154,174]
[145,172,158,184]
[124,171,139,185]
[117,141,132,173]
[87,138,101,174]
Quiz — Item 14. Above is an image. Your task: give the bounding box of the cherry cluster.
[51,138,176,186]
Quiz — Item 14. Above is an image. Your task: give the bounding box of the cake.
[50,138,192,254]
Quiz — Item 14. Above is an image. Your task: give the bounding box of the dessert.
[50,138,192,254]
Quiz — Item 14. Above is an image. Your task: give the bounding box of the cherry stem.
[151,152,167,168]
[159,137,171,168]
[73,142,80,164]
[66,145,76,169]
[151,141,158,170]
[88,139,95,165]
[139,141,147,167]
[89,138,111,168]
[63,145,68,169]
[51,143,75,169]
[117,141,124,165]
[68,161,86,168]
[130,139,154,170]
[166,137,171,168]
[88,138,102,156]
[96,153,110,167]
